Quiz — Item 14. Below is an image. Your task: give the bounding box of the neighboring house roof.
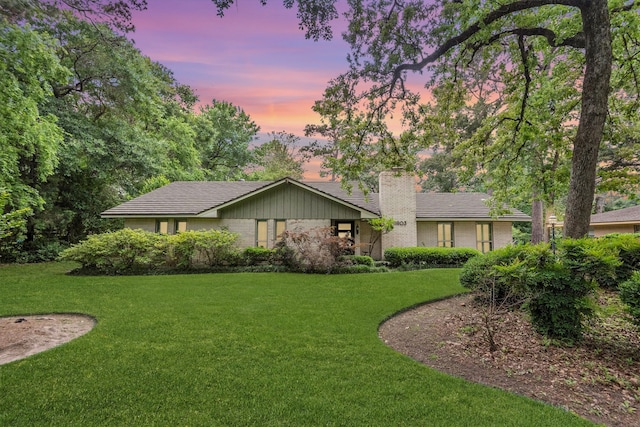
[101,178,530,222]
[590,205,640,225]
[414,193,531,221]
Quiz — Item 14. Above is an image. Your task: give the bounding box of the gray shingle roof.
[101,179,530,221]
[415,193,530,221]
[101,181,272,216]
[590,205,640,224]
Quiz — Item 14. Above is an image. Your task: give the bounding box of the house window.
[175,220,187,233]
[437,222,454,248]
[476,223,493,253]
[156,220,169,234]
[256,220,268,248]
[275,220,286,240]
[634,225,640,234]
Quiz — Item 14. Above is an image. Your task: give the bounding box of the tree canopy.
[229,0,638,238]
[0,2,262,260]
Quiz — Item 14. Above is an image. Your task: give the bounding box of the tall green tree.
[2,0,147,33]
[194,101,259,181]
[248,131,308,180]
[215,0,638,238]
[337,0,636,239]
[0,20,68,212]
[34,15,193,245]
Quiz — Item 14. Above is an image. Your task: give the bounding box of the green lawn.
[0,263,593,426]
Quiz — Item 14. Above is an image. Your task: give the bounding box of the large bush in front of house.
[59,228,168,274]
[460,239,619,344]
[193,229,240,267]
[275,226,356,273]
[167,230,240,269]
[384,247,481,269]
[526,239,618,343]
[241,246,278,266]
[60,228,241,274]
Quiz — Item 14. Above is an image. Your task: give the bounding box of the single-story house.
[589,205,640,237]
[101,171,531,259]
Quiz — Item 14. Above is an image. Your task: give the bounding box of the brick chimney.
[379,170,417,253]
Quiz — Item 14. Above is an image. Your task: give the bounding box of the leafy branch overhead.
[294,0,639,239]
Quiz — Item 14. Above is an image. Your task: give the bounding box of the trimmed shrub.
[242,246,277,266]
[60,228,241,273]
[619,271,640,328]
[167,231,200,269]
[385,246,481,268]
[339,255,375,267]
[192,229,240,267]
[59,228,167,274]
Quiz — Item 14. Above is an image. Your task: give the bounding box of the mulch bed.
[379,291,640,427]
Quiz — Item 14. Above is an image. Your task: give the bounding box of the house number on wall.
[394,220,407,226]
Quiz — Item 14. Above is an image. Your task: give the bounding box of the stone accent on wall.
[379,170,417,253]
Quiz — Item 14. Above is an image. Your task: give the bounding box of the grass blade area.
[0,263,593,426]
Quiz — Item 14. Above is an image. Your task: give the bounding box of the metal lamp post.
[549,215,557,255]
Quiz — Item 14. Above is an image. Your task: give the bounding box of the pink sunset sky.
[131,0,351,138]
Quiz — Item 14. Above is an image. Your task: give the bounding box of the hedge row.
[384,246,481,268]
[59,228,383,275]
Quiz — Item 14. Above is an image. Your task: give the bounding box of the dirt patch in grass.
[379,292,640,427]
[0,314,95,365]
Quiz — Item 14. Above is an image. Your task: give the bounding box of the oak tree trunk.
[564,0,612,238]
[531,196,545,244]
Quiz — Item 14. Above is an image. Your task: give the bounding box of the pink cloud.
[131,0,348,137]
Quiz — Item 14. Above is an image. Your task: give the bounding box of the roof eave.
[591,221,640,226]
[416,217,531,222]
[101,213,200,219]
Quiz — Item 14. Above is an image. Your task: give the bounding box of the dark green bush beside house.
[594,233,640,288]
[58,228,168,274]
[459,240,619,344]
[458,244,533,306]
[384,247,481,268]
[242,246,278,265]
